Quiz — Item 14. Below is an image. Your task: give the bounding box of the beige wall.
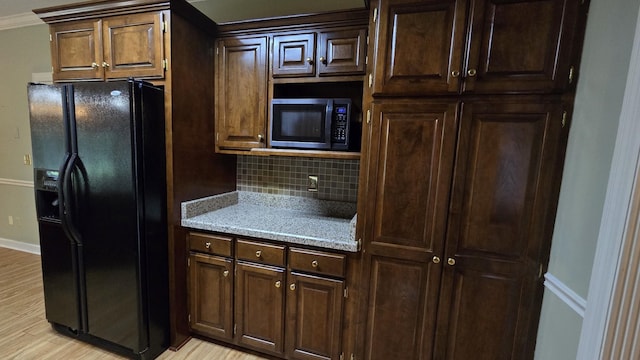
[534,0,640,358]
[0,24,50,245]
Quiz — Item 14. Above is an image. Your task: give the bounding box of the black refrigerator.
[27,80,169,359]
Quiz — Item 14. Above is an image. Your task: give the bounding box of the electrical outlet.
[23,154,32,166]
[308,175,318,192]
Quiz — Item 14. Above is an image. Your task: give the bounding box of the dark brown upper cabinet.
[50,12,165,82]
[371,0,582,96]
[272,28,367,78]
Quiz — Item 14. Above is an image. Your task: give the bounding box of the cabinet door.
[273,33,316,77]
[361,101,459,360]
[463,0,580,93]
[286,272,344,360]
[436,100,565,359]
[372,0,468,95]
[216,37,268,150]
[189,253,233,340]
[102,12,165,80]
[235,261,285,356]
[50,20,103,81]
[318,28,367,76]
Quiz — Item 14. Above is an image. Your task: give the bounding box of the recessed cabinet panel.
[368,101,459,254]
[50,20,103,81]
[103,13,165,79]
[451,101,561,259]
[318,29,367,75]
[273,33,315,77]
[364,256,440,360]
[216,37,268,150]
[286,272,344,360]
[464,0,578,93]
[189,253,233,340]
[373,0,467,95]
[235,261,285,356]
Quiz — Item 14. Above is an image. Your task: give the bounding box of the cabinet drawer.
[189,232,232,257]
[237,239,285,267]
[289,248,346,278]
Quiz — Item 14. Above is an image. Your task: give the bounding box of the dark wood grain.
[318,28,367,76]
[189,253,234,341]
[50,19,103,81]
[237,239,286,267]
[272,33,316,77]
[188,232,233,257]
[288,248,346,278]
[235,261,286,356]
[285,272,344,360]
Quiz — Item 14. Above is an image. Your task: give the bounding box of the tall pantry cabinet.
[356,0,589,359]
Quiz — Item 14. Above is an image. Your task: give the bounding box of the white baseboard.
[0,237,40,255]
[544,272,587,318]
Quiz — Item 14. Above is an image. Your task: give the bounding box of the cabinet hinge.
[373,8,378,23]
[234,324,237,335]
[351,354,355,360]
[365,55,368,66]
[162,20,168,33]
[49,34,52,42]
[538,264,544,279]
[568,66,575,84]
[216,132,219,142]
[366,110,371,125]
[162,59,168,71]
[216,47,219,56]
[344,287,348,298]
[368,74,373,88]
[357,238,362,251]
[562,111,568,128]
[340,353,344,360]
[187,257,190,267]
[188,314,191,323]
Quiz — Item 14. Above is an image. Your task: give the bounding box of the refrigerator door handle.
[61,153,82,245]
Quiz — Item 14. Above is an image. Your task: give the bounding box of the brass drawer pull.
[275,281,281,288]
[311,260,319,268]
[290,283,296,291]
[432,256,441,264]
[223,270,229,277]
[255,250,262,258]
[448,258,456,266]
[205,242,211,249]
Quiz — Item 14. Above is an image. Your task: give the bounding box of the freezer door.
[28,83,83,332]
[71,81,148,352]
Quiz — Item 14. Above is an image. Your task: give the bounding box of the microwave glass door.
[271,101,332,149]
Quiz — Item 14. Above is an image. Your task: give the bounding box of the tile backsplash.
[237,155,359,203]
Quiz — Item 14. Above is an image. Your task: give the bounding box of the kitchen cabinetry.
[49,12,165,82]
[187,232,348,360]
[215,36,268,151]
[371,0,582,96]
[35,0,238,349]
[272,28,367,77]
[188,233,233,340]
[357,0,588,358]
[214,10,368,158]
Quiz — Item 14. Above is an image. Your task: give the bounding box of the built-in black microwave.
[270,98,359,151]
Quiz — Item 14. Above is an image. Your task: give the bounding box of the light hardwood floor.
[0,247,267,360]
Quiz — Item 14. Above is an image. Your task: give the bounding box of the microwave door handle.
[325,100,333,149]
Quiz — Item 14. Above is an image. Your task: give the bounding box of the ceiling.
[0,0,367,24]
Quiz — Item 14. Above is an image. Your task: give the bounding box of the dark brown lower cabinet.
[188,253,233,340]
[235,261,286,356]
[286,272,344,360]
[360,98,566,359]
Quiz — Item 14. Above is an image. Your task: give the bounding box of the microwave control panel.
[331,103,350,150]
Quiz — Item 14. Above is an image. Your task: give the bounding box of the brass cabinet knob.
[102,61,110,68]
[306,57,313,64]
[257,134,264,141]
[319,56,327,64]
[205,241,211,249]
[451,70,460,78]
[311,260,319,268]
[467,68,477,77]
[223,270,229,277]
[432,256,441,264]
[91,62,99,69]
[447,258,456,266]
[255,250,262,258]
[275,281,281,288]
[290,283,296,291]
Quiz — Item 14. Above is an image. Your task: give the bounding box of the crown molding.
[0,12,43,31]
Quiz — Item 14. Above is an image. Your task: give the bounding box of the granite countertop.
[181,191,359,252]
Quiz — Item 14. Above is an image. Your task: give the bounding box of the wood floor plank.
[0,247,267,360]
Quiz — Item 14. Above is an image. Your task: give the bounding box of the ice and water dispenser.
[35,168,60,222]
